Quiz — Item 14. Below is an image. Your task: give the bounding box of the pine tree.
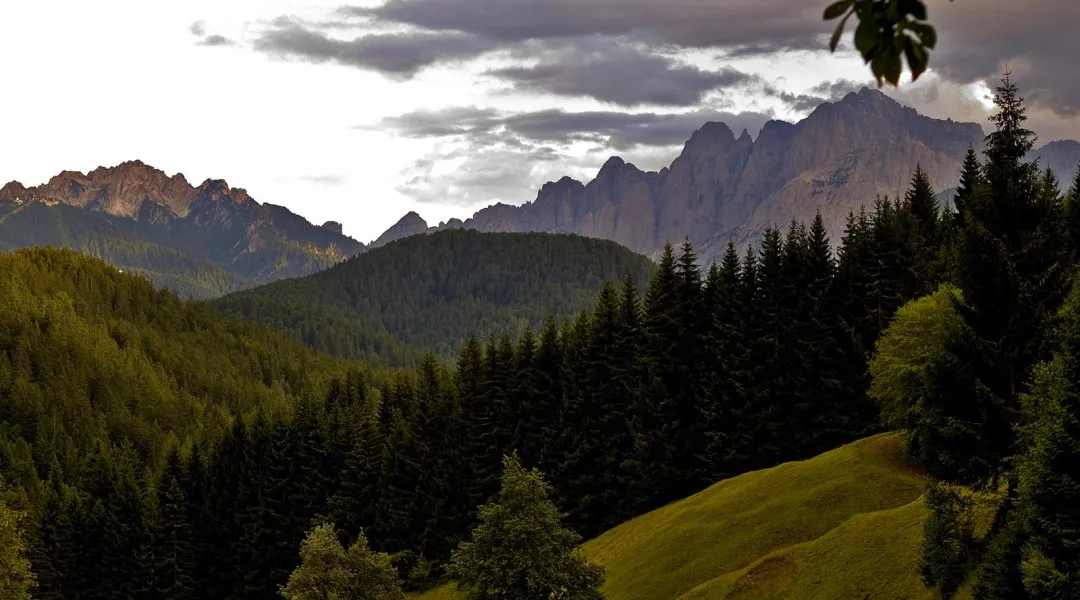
[747,226,791,467]
[902,164,942,295]
[953,146,982,225]
[0,489,36,600]
[701,241,747,480]
[155,449,196,600]
[1014,286,1080,597]
[948,72,1070,486]
[1066,162,1080,259]
[522,317,564,476]
[373,374,422,553]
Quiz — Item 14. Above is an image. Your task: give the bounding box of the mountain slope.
[0,247,354,483]
[411,434,960,600]
[380,91,1080,264]
[0,160,364,298]
[211,229,655,363]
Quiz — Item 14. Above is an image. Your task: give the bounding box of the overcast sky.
[2,0,1077,244]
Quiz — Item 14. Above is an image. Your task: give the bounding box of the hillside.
[0,247,356,490]
[211,229,655,362]
[413,434,966,600]
[0,160,365,299]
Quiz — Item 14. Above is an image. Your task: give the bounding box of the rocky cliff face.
[381,89,1009,263]
[1031,140,1080,186]
[0,161,364,298]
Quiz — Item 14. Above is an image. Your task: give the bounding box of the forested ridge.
[211,229,656,366]
[3,73,1080,600]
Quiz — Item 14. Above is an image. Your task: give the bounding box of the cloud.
[198,35,235,47]
[351,0,829,52]
[397,142,574,206]
[765,78,873,113]
[251,18,497,77]
[487,38,758,107]
[189,21,206,37]
[922,0,1080,117]
[379,104,773,150]
[298,174,348,186]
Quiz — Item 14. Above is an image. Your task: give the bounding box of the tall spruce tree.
[947,72,1070,486]
[155,449,196,600]
[953,146,983,225]
[1066,163,1080,260]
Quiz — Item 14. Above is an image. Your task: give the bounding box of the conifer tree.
[1013,283,1080,598]
[0,484,36,600]
[1066,163,1080,259]
[953,146,982,224]
[700,241,746,479]
[521,317,564,475]
[155,449,196,600]
[902,164,942,295]
[948,72,1070,486]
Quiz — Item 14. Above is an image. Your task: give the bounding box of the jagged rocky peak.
[321,221,344,234]
[682,121,738,155]
[370,210,430,248]
[0,181,28,201]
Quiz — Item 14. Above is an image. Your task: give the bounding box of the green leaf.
[908,22,937,48]
[907,0,928,21]
[823,0,855,20]
[896,0,928,20]
[902,38,928,80]
[882,45,903,86]
[904,39,929,81]
[829,11,854,52]
[854,18,879,58]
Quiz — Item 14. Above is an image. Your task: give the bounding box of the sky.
[2,0,1078,244]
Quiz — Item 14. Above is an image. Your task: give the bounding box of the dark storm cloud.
[379,105,773,150]
[924,0,1080,116]
[350,0,828,52]
[252,19,497,77]
[488,38,757,107]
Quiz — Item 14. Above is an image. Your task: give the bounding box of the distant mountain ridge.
[0,160,364,298]
[376,89,1079,262]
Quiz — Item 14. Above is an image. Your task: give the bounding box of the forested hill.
[0,247,359,490]
[210,229,656,363]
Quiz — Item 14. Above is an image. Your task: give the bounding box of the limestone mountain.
[1030,140,1080,184]
[378,89,1057,263]
[0,160,364,298]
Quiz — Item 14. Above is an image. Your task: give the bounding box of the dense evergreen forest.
[211,230,656,365]
[3,73,1080,600]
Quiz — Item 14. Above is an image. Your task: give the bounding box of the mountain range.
[0,160,364,299]
[374,88,1080,263]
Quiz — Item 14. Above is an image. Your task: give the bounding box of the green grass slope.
[412,434,935,600]
[212,229,655,365]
